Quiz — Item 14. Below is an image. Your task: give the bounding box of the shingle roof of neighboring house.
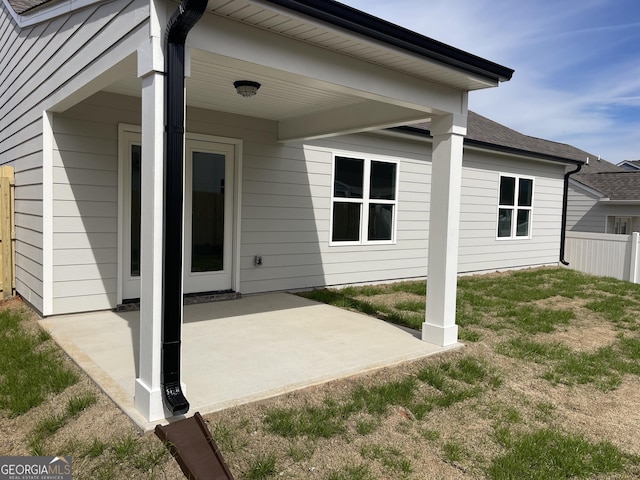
[571,172,640,200]
[560,151,640,200]
[564,148,640,201]
[618,159,640,170]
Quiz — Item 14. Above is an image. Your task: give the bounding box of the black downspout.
[162,0,208,416]
[560,163,583,266]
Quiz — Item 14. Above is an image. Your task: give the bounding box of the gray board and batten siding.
[0,0,149,312]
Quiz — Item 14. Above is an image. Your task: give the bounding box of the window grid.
[331,155,398,245]
[497,175,533,239]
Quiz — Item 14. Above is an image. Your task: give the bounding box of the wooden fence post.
[0,166,15,299]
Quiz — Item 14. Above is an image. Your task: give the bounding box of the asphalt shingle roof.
[618,159,640,170]
[464,112,596,164]
[572,172,640,200]
[461,114,640,201]
[405,111,598,165]
[563,146,640,200]
[402,112,640,201]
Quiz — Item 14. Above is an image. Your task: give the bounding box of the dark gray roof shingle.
[403,111,600,165]
[400,111,640,200]
[465,111,596,164]
[618,159,640,170]
[572,172,640,200]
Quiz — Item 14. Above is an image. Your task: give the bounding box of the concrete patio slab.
[40,293,459,431]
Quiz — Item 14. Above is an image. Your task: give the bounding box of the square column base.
[135,379,165,422]
[421,322,458,347]
[135,379,188,423]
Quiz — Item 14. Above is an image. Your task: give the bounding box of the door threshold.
[115,291,241,312]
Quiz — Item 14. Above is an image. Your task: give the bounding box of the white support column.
[422,113,467,347]
[134,36,167,422]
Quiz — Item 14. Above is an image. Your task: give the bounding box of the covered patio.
[40,293,455,431]
[35,0,513,424]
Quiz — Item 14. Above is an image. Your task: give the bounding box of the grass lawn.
[2,267,640,479]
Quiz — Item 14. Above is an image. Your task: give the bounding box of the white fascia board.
[2,0,105,28]
[247,0,499,91]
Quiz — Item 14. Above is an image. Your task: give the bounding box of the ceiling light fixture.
[233,80,261,98]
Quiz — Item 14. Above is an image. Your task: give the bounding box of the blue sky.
[341,0,640,164]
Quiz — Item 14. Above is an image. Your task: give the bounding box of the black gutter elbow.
[560,163,583,266]
[162,0,208,417]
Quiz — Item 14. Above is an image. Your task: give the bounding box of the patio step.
[155,411,234,479]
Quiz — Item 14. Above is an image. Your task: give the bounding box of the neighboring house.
[567,158,640,234]
[617,160,640,171]
[1,0,591,421]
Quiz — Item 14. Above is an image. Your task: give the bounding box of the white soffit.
[206,0,498,91]
[186,49,366,121]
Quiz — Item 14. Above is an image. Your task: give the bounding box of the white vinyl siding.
[43,91,568,313]
[566,182,604,233]
[239,133,430,294]
[457,151,565,273]
[50,92,140,314]
[0,0,148,314]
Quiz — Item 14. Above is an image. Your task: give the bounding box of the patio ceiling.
[104,49,366,122]
[103,0,507,141]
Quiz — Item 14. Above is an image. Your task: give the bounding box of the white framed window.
[607,216,635,234]
[330,154,398,245]
[497,175,533,239]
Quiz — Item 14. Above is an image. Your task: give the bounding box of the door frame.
[117,124,243,303]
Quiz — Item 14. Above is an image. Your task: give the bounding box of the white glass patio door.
[121,134,235,299]
[183,140,234,293]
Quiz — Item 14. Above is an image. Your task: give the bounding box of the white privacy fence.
[564,231,640,283]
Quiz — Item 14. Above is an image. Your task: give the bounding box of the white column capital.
[430,112,467,137]
[138,37,165,78]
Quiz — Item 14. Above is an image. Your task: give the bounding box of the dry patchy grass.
[2,267,640,479]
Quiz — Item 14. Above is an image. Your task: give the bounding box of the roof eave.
[262,0,514,84]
